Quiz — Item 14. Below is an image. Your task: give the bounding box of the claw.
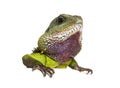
[74,66,93,74]
[85,68,93,74]
[46,67,55,74]
[46,67,55,77]
[32,65,55,77]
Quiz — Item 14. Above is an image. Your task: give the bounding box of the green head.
[38,14,83,50]
[45,14,83,33]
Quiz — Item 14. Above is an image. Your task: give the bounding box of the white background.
[0,0,120,88]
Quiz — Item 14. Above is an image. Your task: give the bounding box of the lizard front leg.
[69,58,93,74]
[32,64,54,77]
[22,53,55,77]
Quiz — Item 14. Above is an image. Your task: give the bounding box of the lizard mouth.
[52,23,83,41]
[66,23,82,35]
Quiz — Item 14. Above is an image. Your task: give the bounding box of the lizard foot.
[74,65,93,74]
[32,65,55,77]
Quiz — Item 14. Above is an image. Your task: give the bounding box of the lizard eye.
[56,16,65,24]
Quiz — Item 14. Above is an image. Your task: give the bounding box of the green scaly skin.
[22,14,93,77]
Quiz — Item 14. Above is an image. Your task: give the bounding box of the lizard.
[22,14,93,77]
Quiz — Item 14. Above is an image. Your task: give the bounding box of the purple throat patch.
[46,31,81,63]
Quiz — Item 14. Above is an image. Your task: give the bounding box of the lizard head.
[45,14,83,35]
[38,14,83,50]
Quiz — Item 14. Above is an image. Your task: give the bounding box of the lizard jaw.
[48,23,83,42]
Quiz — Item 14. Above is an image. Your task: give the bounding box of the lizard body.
[22,14,93,77]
